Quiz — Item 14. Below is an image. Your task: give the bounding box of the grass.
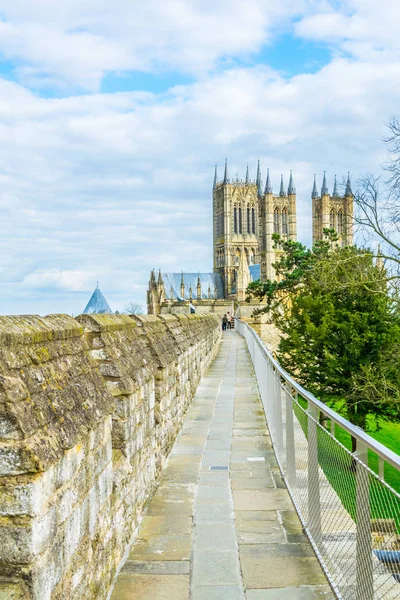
[334,420,400,494]
[293,397,400,530]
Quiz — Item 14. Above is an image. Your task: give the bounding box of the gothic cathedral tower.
[259,169,297,281]
[312,172,353,246]
[213,160,297,299]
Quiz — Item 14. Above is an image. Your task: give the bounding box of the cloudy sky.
[0,0,399,315]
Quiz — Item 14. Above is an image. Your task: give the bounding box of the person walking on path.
[222,314,228,331]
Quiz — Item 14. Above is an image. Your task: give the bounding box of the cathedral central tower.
[213,159,297,299]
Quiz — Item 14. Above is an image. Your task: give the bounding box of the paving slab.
[231,477,275,490]
[194,523,237,551]
[240,543,328,589]
[193,585,245,600]
[121,561,190,574]
[136,515,192,537]
[246,586,335,599]
[233,489,294,511]
[111,574,190,600]
[192,550,242,586]
[128,534,191,561]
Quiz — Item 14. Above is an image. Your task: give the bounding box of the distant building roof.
[83,286,113,314]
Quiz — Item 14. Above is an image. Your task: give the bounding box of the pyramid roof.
[83,286,113,314]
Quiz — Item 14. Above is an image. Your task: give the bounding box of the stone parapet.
[0,313,221,599]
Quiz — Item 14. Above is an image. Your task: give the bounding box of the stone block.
[0,581,29,599]
[0,376,29,403]
[0,482,37,517]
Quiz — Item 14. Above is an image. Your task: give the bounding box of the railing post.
[265,358,273,423]
[274,372,283,458]
[307,403,321,545]
[355,438,373,600]
[285,382,296,488]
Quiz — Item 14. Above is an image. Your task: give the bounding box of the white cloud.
[0,0,305,90]
[296,0,400,62]
[21,269,93,292]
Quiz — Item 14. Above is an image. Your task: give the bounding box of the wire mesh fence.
[236,319,400,600]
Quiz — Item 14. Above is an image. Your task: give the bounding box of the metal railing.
[235,318,400,600]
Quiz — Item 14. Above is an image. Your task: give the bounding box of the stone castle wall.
[0,312,221,599]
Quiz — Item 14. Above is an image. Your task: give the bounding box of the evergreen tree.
[246,234,400,434]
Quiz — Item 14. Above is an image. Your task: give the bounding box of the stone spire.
[208,284,212,299]
[312,174,319,198]
[223,158,229,184]
[245,165,249,184]
[156,270,166,304]
[332,175,339,198]
[264,168,272,194]
[180,272,185,299]
[197,273,202,299]
[287,170,295,195]
[214,285,218,299]
[321,171,328,196]
[189,284,193,301]
[170,286,174,301]
[345,172,352,196]
[258,175,263,197]
[213,164,218,189]
[279,174,285,197]
[150,269,156,287]
[376,244,383,269]
[236,251,251,302]
[256,160,261,189]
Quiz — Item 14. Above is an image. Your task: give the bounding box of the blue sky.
[0,0,399,315]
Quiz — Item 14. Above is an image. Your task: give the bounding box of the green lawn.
[334,420,400,494]
[292,398,400,529]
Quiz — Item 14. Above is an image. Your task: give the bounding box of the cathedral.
[147,160,353,315]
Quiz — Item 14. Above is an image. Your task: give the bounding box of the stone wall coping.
[76,313,137,333]
[0,315,83,346]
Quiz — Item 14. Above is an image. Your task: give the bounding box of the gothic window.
[238,207,242,234]
[251,208,255,234]
[330,209,335,230]
[273,208,280,234]
[282,208,288,235]
[235,248,241,265]
[217,213,222,236]
[337,210,343,235]
[247,206,251,233]
[234,207,238,234]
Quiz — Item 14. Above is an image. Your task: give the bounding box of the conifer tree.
[246,233,400,434]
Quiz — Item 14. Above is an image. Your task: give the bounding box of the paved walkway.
[111,332,334,600]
